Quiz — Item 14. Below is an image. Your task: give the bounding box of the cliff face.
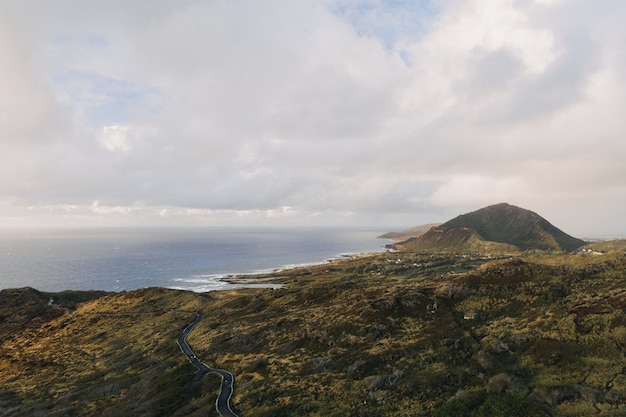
[399,203,585,252]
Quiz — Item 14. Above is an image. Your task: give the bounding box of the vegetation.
[1,240,626,416]
[0,287,212,416]
[399,203,586,253]
[378,223,441,241]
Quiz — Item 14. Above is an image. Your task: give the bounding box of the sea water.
[0,227,389,293]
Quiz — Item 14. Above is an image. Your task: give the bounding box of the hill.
[4,244,626,415]
[0,287,109,340]
[397,203,586,253]
[0,286,212,416]
[378,223,441,241]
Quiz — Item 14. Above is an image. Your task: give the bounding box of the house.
[464,312,478,320]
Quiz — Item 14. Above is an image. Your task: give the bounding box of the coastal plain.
[2,239,626,416]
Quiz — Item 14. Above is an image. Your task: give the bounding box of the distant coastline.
[0,227,388,293]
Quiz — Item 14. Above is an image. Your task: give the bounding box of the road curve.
[177,312,239,417]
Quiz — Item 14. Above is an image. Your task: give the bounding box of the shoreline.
[0,227,389,293]
[169,251,383,293]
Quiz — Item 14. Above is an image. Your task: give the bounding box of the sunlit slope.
[400,203,585,253]
[3,241,626,416]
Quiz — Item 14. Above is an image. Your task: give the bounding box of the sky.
[1,0,625,236]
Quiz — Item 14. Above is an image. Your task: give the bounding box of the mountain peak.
[399,203,585,253]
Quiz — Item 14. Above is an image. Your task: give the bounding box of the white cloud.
[90,201,143,215]
[99,125,131,153]
[0,11,57,145]
[428,175,529,208]
[424,0,557,73]
[0,0,625,234]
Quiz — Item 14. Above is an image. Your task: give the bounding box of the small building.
[464,312,478,320]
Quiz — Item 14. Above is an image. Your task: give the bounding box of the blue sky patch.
[328,0,437,52]
[51,70,158,127]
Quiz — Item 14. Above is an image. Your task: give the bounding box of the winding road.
[177,312,239,417]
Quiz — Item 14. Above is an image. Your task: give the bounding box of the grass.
[1,241,626,415]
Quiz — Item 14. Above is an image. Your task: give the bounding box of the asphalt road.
[177,312,239,417]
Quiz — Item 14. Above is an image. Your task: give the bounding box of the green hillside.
[397,227,518,253]
[378,223,442,241]
[3,244,626,415]
[399,203,585,253]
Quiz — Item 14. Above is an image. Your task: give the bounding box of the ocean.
[0,227,389,293]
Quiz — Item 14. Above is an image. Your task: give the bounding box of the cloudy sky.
[1,0,625,236]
